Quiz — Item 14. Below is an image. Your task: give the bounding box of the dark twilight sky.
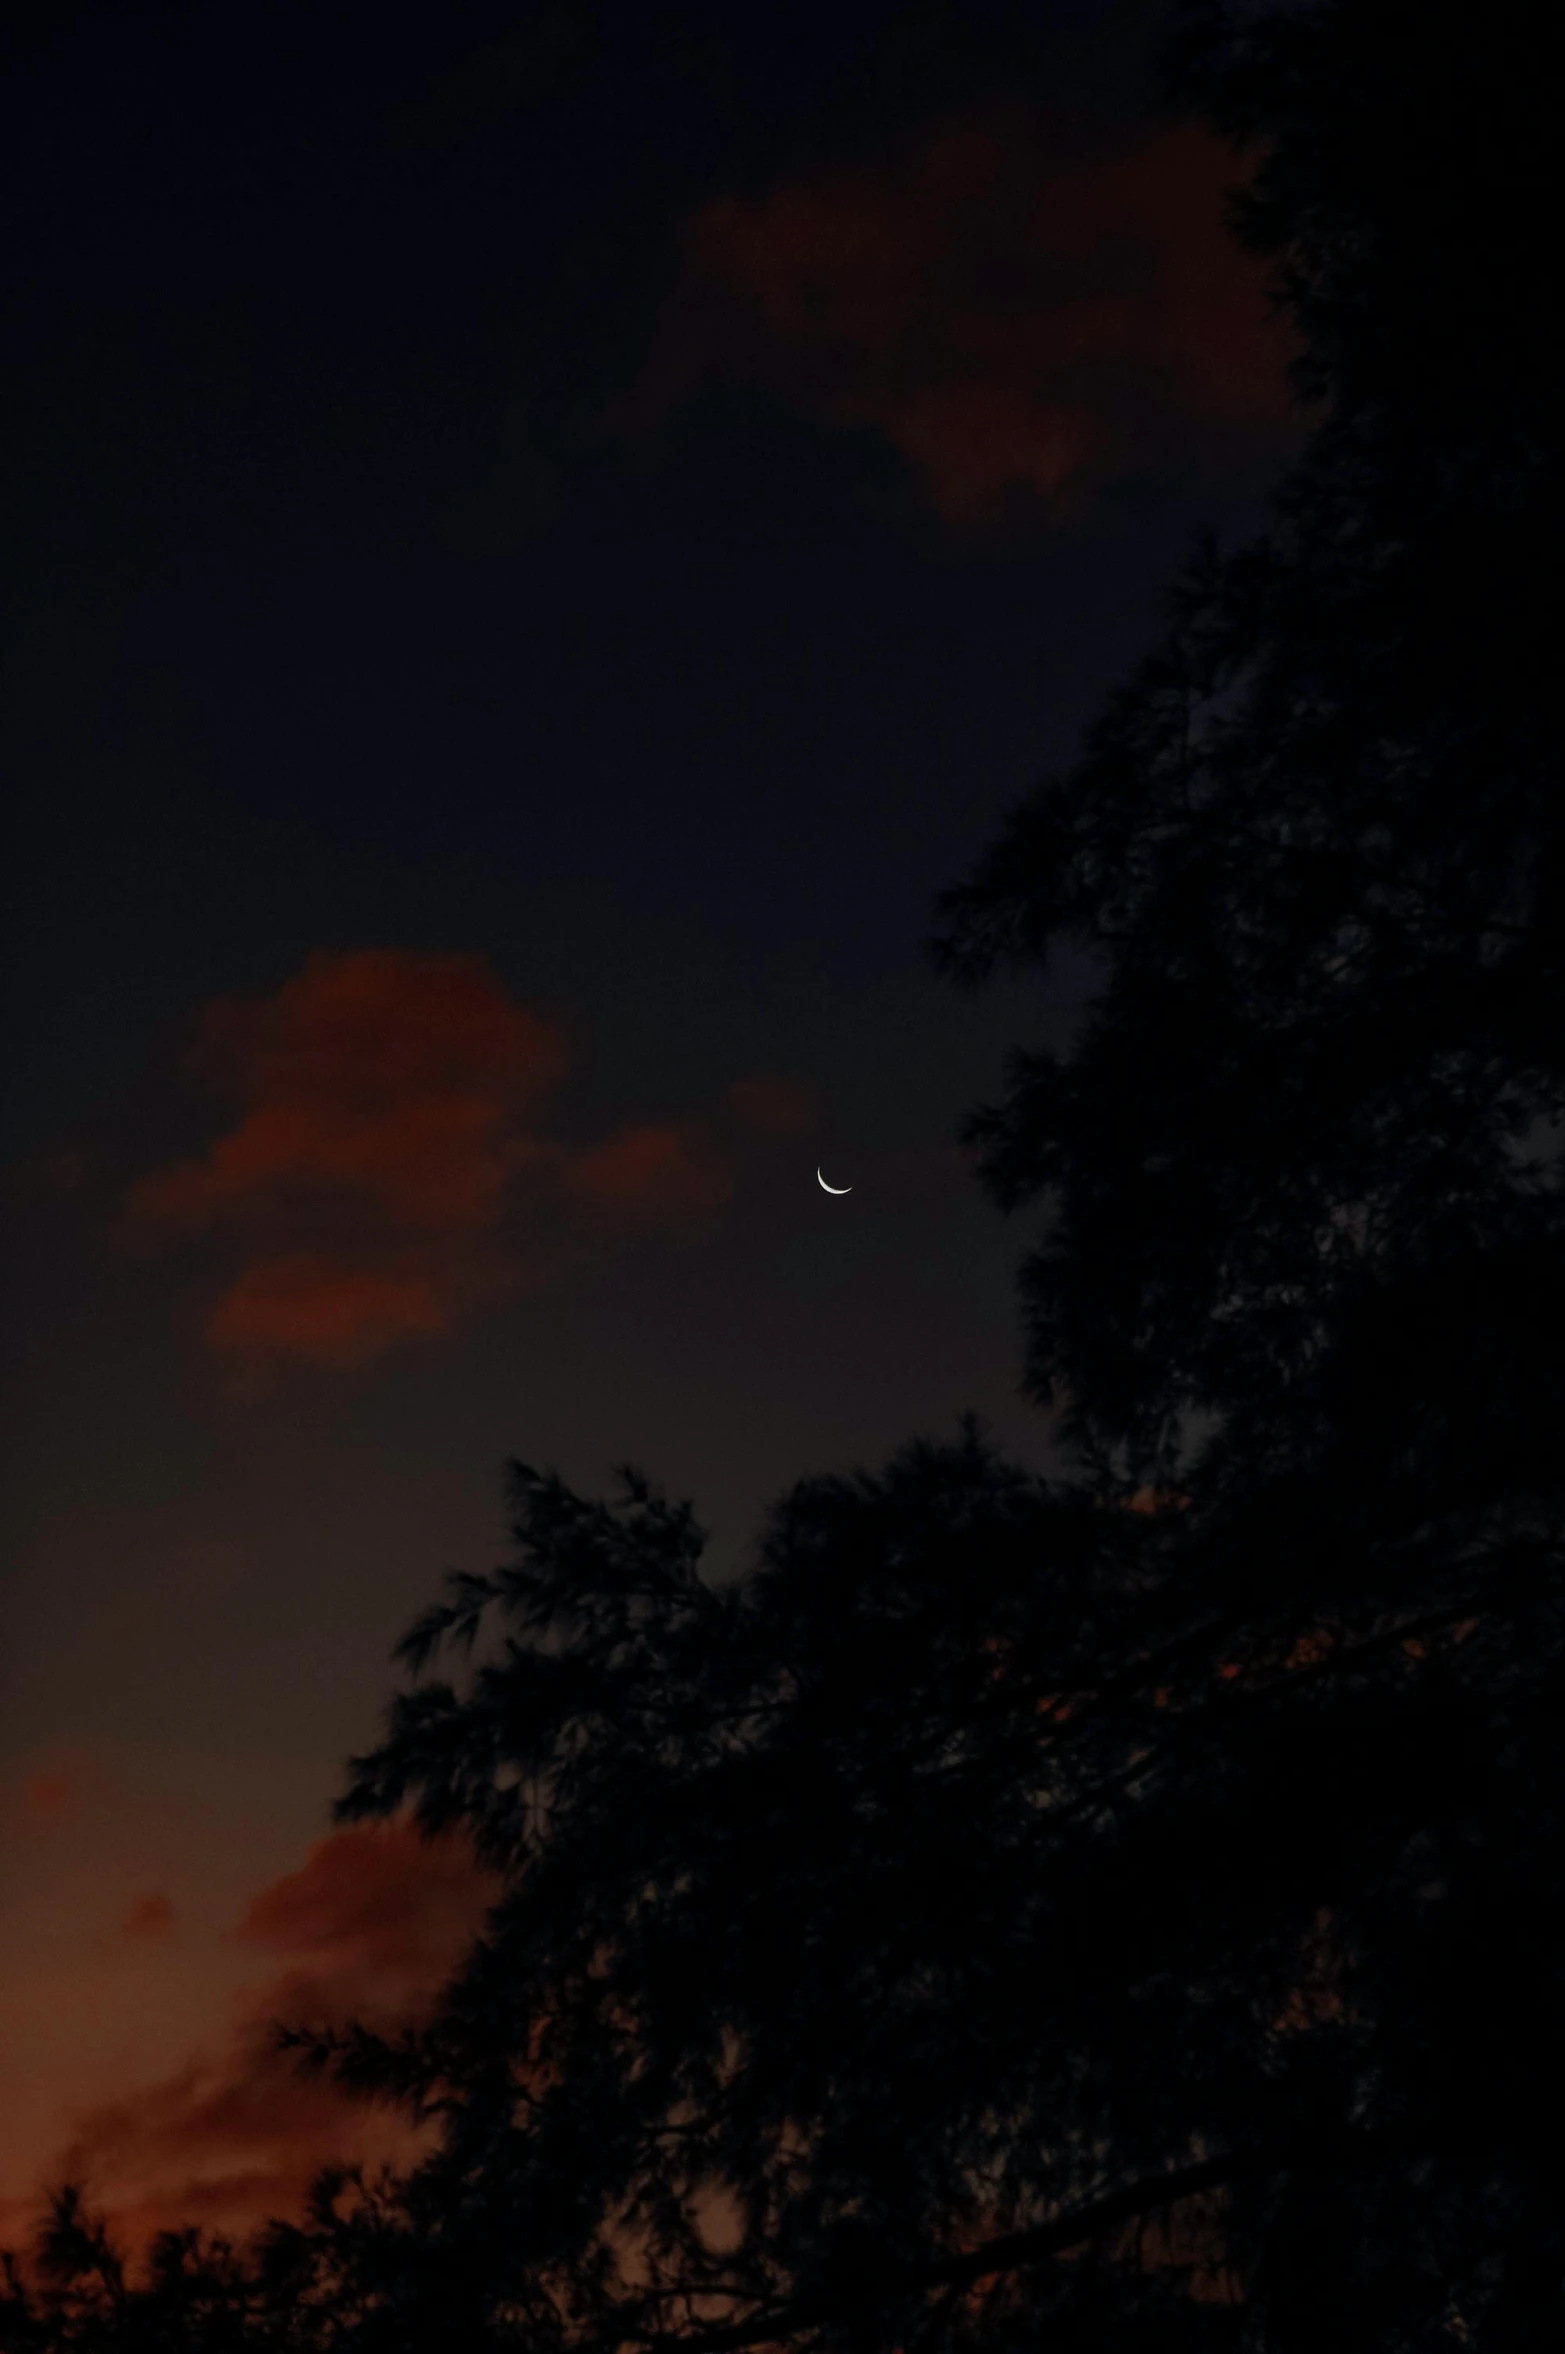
[0,0,1297,2242]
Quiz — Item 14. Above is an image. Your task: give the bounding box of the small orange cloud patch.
[632,106,1294,524]
[121,1892,176,1941]
[130,951,744,1373]
[236,1821,493,2014]
[570,1120,734,1220]
[205,1255,447,1368]
[13,1768,81,1833]
[53,1821,496,2250]
[134,945,566,1229]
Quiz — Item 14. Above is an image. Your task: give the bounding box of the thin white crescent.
[817,1168,852,1195]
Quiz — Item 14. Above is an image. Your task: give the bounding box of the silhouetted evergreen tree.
[8,2,1561,2346]
[0,2184,334,2352]
[929,0,1565,2335]
[306,4,1557,2343]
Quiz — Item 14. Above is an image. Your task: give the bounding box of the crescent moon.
[817,1168,852,1195]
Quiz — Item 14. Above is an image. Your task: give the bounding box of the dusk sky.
[1,0,1297,2247]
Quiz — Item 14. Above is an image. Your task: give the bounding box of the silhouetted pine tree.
[303,4,1560,2344]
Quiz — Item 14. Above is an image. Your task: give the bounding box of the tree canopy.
[7,1,1562,2346]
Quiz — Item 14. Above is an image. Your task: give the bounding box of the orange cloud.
[569,1119,734,1220]
[132,949,567,1238]
[52,1822,496,2250]
[120,1893,176,1941]
[13,1768,82,1833]
[205,1255,447,1367]
[630,106,1294,524]
[236,1820,494,2019]
[129,951,745,1373]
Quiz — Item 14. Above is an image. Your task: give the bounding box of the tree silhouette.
[0,2182,332,2351]
[7,1,1562,2345]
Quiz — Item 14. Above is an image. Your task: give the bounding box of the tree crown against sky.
[937,0,1564,1505]
[6,0,1563,2347]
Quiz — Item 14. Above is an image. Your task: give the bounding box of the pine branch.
[608,2154,1233,2354]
